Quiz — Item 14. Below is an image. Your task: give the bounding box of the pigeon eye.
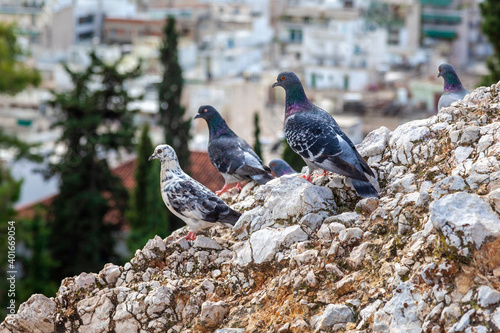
[157,149,162,154]
[439,68,442,72]
[271,163,275,166]
[203,109,207,113]
[281,76,285,81]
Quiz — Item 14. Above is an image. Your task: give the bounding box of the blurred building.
[421,0,491,68]
[276,0,389,91]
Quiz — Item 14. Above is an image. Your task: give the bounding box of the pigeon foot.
[185,231,197,241]
[320,170,329,177]
[215,184,230,196]
[301,174,313,183]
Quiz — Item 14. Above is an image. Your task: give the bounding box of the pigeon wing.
[209,136,269,177]
[285,112,343,161]
[166,179,240,225]
[319,107,375,178]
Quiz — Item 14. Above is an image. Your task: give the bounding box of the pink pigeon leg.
[185,231,197,241]
[301,174,312,183]
[215,184,230,196]
[321,170,329,177]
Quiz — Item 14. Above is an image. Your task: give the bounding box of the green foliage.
[282,140,306,172]
[0,133,43,321]
[0,22,40,94]
[158,16,191,232]
[127,124,170,253]
[158,16,191,171]
[253,112,263,159]
[48,51,142,280]
[17,211,58,302]
[480,0,500,86]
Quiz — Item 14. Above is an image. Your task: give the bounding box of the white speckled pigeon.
[272,72,378,198]
[269,158,297,177]
[195,105,274,195]
[149,144,241,240]
[437,63,468,111]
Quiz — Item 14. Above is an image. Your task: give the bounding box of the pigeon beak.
[272,81,279,88]
[148,154,156,161]
[437,72,442,78]
[194,114,201,119]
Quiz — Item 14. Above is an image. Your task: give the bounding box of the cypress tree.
[282,140,306,172]
[127,124,169,253]
[158,16,191,170]
[480,0,500,86]
[48,51,141,280]
[253,112,263,159]
[158,16,191,232]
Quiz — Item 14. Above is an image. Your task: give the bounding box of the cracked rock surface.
[3,84,500,332]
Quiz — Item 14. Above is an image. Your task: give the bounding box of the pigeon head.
[438,63,464,92]
[194,105,234,139]
[194,105,219,121]
[269,158,296,177]
[148,144,180,169]
[272,72,310,115]
[272,72,302,90]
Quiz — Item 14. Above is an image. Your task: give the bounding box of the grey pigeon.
[272,72,378,198]
[269,158,297,177]
[149,144,241,240]
[195,105,274,195]
[437,63,468,111]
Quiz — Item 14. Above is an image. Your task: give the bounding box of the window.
[78,14,94,25]
[289,29,303,43]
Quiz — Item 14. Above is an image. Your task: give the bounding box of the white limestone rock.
[454,146,474,163]
[1,294,56,333]
[339,228,363,246]
[200,301,229,327]
[430,192,500,250]
[249,225,308,264]
[492,306,500,330]
[477,286,500,308]
[100,263,122,287]
[74,272,97,292]
[311,304,354,331]
[194,235,223,250]
[358,126,391,157]
[373,283,421,333]
[234,176,335,237]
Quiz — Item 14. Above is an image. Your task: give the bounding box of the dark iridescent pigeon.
[195,105,274,195]
[149,144,241,240]
[272,72,378,198]
[269,158,297,177]
[437,63,468,111]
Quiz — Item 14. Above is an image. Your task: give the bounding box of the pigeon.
[194,105,274,195]
[149,144,241,240]
[272,72,378,198]
[437,63,468,111]
[269,158,297,177]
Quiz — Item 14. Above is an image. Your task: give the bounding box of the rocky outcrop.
[3,83,500,332]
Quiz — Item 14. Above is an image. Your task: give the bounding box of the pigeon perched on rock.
[437,63,468,111]
[272,72,378,198]
[195,105,274,195]
[269,158,297,177]
[149,144,241,240]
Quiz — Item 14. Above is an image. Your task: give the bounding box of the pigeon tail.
[219,210,241,227]
[317,155,369,182]
[351,179,378,198]
[250,172,274,185]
